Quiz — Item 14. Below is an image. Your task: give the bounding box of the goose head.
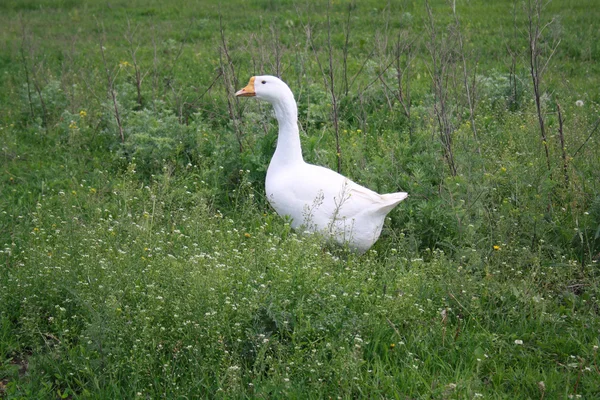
[235,75,294,104]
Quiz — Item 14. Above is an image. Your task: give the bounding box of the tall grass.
[1,0,600,397]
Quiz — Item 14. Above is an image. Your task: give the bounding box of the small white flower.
[514,339,524,345]
[575,100,584,107]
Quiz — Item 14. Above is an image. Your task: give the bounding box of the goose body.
[236,75,407,253]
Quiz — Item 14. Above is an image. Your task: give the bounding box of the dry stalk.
[31,64,49,133]
[425,0,457,176]
[342,2,354,96]
[151,22,159,108]
[556,102,568,187]
[165,21,193,123]
[526,0,560,174]
[61,33,81,115]
[97,19,125,143]
[20,16,50,133]
[184,70,223,114]
[249,18,267,75]
[269,23,283,77]
[506,0,521,110]
[19,16,35,121]
[218,11,243,153]
[372,5,395,111]
[326,1,342,173]
[303,2,342,173]
[125,16,150,109]
[573,116,600,158]
[452,1,481,155]
[391,29,416,140]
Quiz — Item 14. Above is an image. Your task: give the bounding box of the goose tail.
[379,192,408,214]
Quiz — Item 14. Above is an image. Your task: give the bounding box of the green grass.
[1,0,600,398]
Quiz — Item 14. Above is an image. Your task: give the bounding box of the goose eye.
[261,80,266,84]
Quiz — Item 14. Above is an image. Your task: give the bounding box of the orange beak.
[235,77,256,97]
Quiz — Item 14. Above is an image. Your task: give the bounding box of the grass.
[1,0,600,398]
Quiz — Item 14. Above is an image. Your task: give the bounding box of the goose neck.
[271,96,303,164]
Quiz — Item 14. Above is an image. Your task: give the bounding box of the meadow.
[1,0,600,398]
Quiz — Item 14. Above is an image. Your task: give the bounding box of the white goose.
[235,75,407,253]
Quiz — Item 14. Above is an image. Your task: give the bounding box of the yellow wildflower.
[493,245,501,251]
[79,110,87,117]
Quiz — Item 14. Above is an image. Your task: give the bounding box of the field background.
[1,0,600,398]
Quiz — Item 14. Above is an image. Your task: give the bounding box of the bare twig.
[441,308,447,346]
[125,16,150,109]
[448,292,489,334]
[19,15,35,121]
[184,69,223,112]
[219,10,243,152]
[151,21,159,108]
[527,0,559,173]
[303,3,342,172]
[269,23,283,77]
[572,357,585,396]
[394,29,416,140]
[342,2,354,96]
[506,0,521,110]
[165,21,194,123]
[385,317,402,338]
[31,65,49,133]
[20,16,50,133]
[425,0,457,176]
[164,23,190,82]
[347,48,377,93]
[556,103,569,187]
[325,1,342,173]
[97,18,125,143]
[61,32,81,115]
[452,2,481,155]
[572,116,600,158]
[372,4,416,140]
